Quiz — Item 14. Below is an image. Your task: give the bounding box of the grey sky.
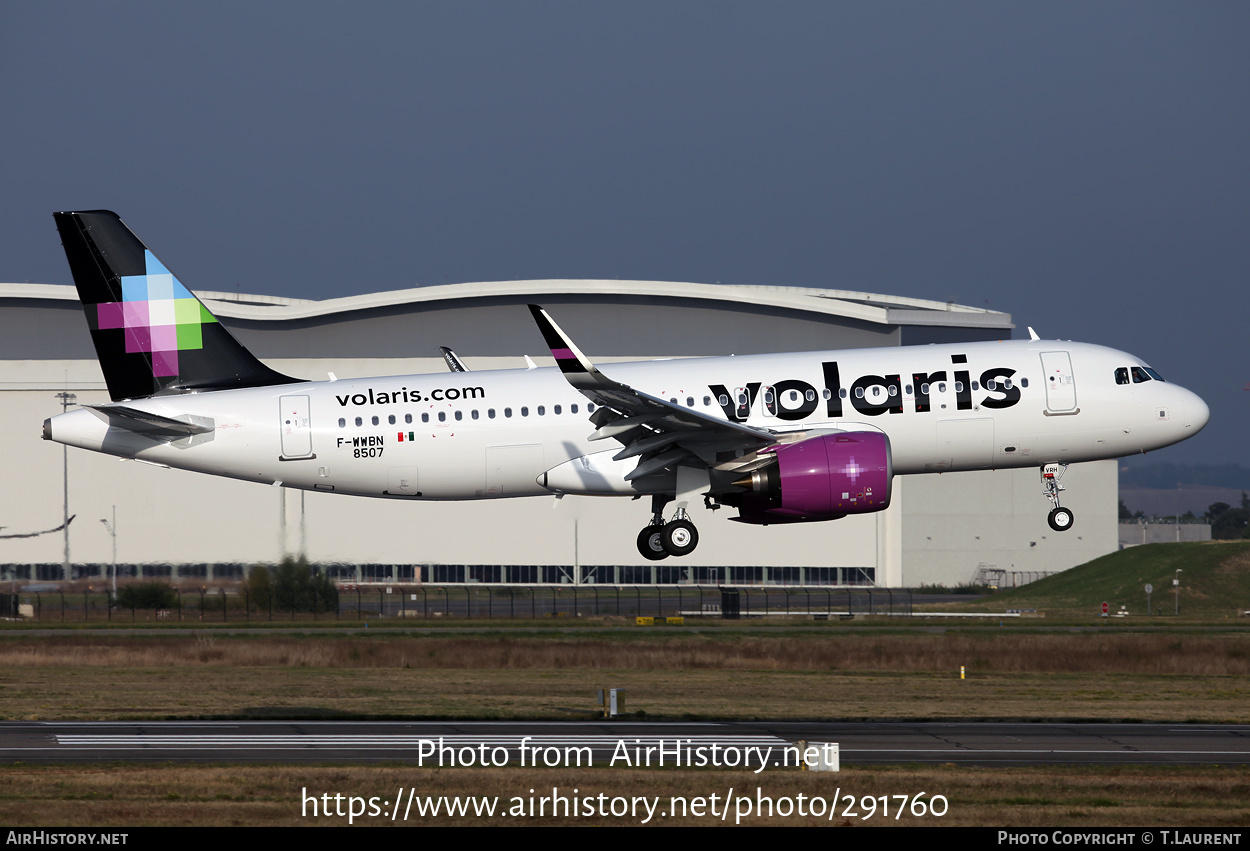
[2,2,1246,467]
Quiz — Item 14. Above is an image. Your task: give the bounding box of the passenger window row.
[337,402,596,429]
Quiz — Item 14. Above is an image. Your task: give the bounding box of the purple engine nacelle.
[731,431,893,524]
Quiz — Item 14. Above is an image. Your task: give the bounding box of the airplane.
[43,210,1209,560]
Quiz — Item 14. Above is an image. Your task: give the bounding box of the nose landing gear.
[1041,463,1074,531]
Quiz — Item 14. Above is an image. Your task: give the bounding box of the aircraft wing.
[528,305,776,480]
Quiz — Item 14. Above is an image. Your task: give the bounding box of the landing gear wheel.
[1048,506,1074,532]
[662,519,699,557]
[637,525,669,560]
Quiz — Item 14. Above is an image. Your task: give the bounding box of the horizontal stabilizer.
[86,404,214,437]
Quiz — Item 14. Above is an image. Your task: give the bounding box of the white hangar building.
[0,280,1116,587]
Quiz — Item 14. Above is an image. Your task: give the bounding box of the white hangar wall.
[0,282,1117,587]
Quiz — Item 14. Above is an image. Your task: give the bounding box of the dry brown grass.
[0,763,1245,827]
[0,633,1248,722]
[1,633,1248,675]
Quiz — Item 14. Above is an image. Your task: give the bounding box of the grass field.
[935,540,1250,619]
[3,542,1250,827]
[1,763,1247,827]
[0,630,1248,722]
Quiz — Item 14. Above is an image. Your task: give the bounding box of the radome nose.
[1185,391,1210,434]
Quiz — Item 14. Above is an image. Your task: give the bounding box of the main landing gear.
[1041,463,1074,532]
[636,495,700,559]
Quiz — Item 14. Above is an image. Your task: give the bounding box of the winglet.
[439,346,469,373]
[527,305,603,387]
[1028,326,1040,341]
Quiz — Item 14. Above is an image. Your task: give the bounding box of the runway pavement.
[2,721,1248,766]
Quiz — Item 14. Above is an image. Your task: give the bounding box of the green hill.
[963,541,1250,619]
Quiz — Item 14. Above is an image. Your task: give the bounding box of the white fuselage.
[46,339,1208,500]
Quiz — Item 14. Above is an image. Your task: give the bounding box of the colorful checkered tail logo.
[53,210,299,402]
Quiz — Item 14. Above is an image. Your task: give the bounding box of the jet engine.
[730,431,892,524]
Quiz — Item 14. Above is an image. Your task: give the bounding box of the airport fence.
[8,585,912,623]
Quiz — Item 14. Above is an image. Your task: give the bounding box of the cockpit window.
[1115,367,1129,385]
[1144,367,1165,382]
[1131,366,1151,383]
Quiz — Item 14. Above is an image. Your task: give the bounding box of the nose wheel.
[1041,463,1074,532]
[1047,506,1074,531]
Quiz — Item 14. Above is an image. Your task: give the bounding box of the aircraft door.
[733,387,751,420]
[279,395,315,459]
[1039,351,1078,412]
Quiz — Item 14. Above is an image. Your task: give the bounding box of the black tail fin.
[53,210,299,401]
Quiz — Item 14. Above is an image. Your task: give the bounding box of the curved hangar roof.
[1,280,1013,360]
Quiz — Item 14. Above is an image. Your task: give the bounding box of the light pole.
[99,505,117,597]
[1173,568,1182,616]
[54,391,77,582]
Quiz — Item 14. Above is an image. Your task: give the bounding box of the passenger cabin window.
[537,406,545,416]
[354,417,362,427]
[554,405,562,415]
[404,414,412,424]
[422,413,429,423]
[571,404,578,414]
[454,411,462,421]
[521,407,529,417]
[504,408,513,418]
[438,412,446,422]
[472,410,479,420]
[338,418,346,428]
[371,416,379,426]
